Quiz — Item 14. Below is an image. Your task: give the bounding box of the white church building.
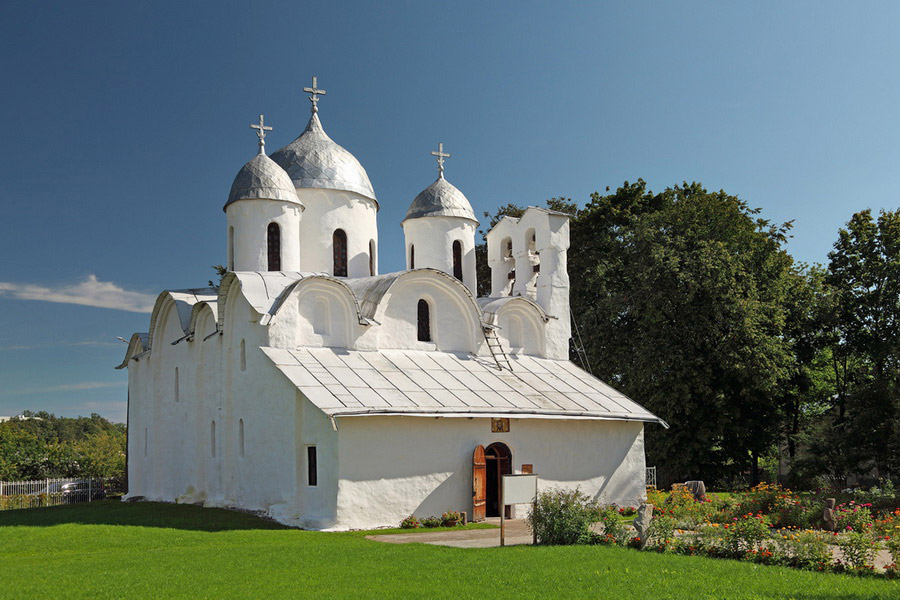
[119,79,664,530]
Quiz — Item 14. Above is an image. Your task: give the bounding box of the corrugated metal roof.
[261,346,664,425]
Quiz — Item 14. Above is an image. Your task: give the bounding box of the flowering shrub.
[874,508,900,537]
[646,515,677,551]
[400,515,420,529]
[884,534,900,568]
[834,501,874,532]
[723,513,771,554]
[836,531,879,571]
[617,506,637,517]
[441,511,462,526]
[596,506,627,544]
[774,529,832,570]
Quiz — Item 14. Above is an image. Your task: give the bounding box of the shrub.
[724,513,771,554]
[527,488,599,545]
[646,514,677,551]
[441,511,461,526]
[883,534,900,568]
[421,516,443,528]
[400,515,420,529]
[596,506,627,544]
[836,531,879,571]
[834,501,874,533]
[774,529,833,570]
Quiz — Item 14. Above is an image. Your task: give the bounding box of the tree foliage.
[0,413,126,481]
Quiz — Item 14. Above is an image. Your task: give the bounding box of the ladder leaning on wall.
[482,326,512,372]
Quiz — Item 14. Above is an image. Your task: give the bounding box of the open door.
[473,445,486,521]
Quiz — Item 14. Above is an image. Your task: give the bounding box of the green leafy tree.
[569,181,795,485]
[823,208,899,478]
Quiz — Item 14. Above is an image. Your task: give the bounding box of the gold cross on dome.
[303,76,327,113]
[250,114,273,154]
[431,142,451,178]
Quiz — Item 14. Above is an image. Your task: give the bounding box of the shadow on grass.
[0,500,292,532]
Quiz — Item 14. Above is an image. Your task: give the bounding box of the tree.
[824,208,899,478]
[568,181,795,485]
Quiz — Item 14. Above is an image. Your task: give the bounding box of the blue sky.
[1,1,897,423]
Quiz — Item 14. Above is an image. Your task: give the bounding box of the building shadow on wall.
[0,499,292,531]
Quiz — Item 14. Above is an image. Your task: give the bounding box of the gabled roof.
[261,346,665,426]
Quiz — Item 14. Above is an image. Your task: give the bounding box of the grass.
[0,501,896,599]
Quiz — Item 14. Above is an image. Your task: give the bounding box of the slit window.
[267,222,281,271]
[211,421,217,458]
[174,367,179,402]
[409,244,415,269]
[307,446,317,486]
[417,299,431,342]
[239,419,245,457]
[369,239,376,276]
[333,229,348,276]
[452,240,463,281]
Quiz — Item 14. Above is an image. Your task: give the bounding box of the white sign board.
[502,474,538,504]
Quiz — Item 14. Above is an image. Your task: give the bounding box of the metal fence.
[0,478,110,511]
[646,466,657,488]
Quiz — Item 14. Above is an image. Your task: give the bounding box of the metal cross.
[250,114,273,154]
[303,76,327,113]
[431,142,451,178]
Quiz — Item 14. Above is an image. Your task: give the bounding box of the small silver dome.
[269,113,377,205]
[224,153,302,211]
[403,176,478,224]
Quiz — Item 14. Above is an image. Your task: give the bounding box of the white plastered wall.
[402,217,477,294]
[226,200,302,272]
[297,189,378,277]
[374,272,481,353]
[332,415,646,531]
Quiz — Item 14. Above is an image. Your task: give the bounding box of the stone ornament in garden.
[633,503,653,549]
[684,480,707,501]
[823,498,836,531]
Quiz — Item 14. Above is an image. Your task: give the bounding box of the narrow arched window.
[369,239,376,276]
[410,245,415,269]
[228,226,235,271]
[211,421,217,458]
[174,367,179,402]
[452,240,463,281]
[240,339,246,372]
[267,222,281,271]
[417,299,431,342]
[333,229,348,277]
[239,418,245,458]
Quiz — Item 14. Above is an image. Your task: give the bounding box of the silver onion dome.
[403,176,478,223]
[269,113,377,205]
[224,153,302,211]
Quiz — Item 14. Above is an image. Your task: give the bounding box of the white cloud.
[0,381,127,396]
[0,275,155,313]
[0,340,121,351]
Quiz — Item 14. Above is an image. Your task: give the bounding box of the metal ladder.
[482,326,512,371]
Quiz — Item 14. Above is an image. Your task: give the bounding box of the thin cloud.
[0,275,155,313]
[0,340,122,351]
[0,381,127,396]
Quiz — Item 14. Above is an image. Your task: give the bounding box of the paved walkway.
[366,518,533,548]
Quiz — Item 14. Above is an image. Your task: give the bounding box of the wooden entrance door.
[473,445,486,521]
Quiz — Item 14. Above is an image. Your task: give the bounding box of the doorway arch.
[485,442,512,518]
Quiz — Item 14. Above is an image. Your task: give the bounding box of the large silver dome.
[403,176,478,223]
[225,153,302,211]
[269,113,377,204]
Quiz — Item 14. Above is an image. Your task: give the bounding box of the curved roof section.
[147,288,218,348]
[224,153,302,211]
[477,296,550,323]
[115,332,149,370]
[269,113,377,205]
[403,176,477,224]
[346,268,481,323]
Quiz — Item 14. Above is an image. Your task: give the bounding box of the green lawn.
[0,501,896,599]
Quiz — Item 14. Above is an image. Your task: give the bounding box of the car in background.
[60,480,105,502]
